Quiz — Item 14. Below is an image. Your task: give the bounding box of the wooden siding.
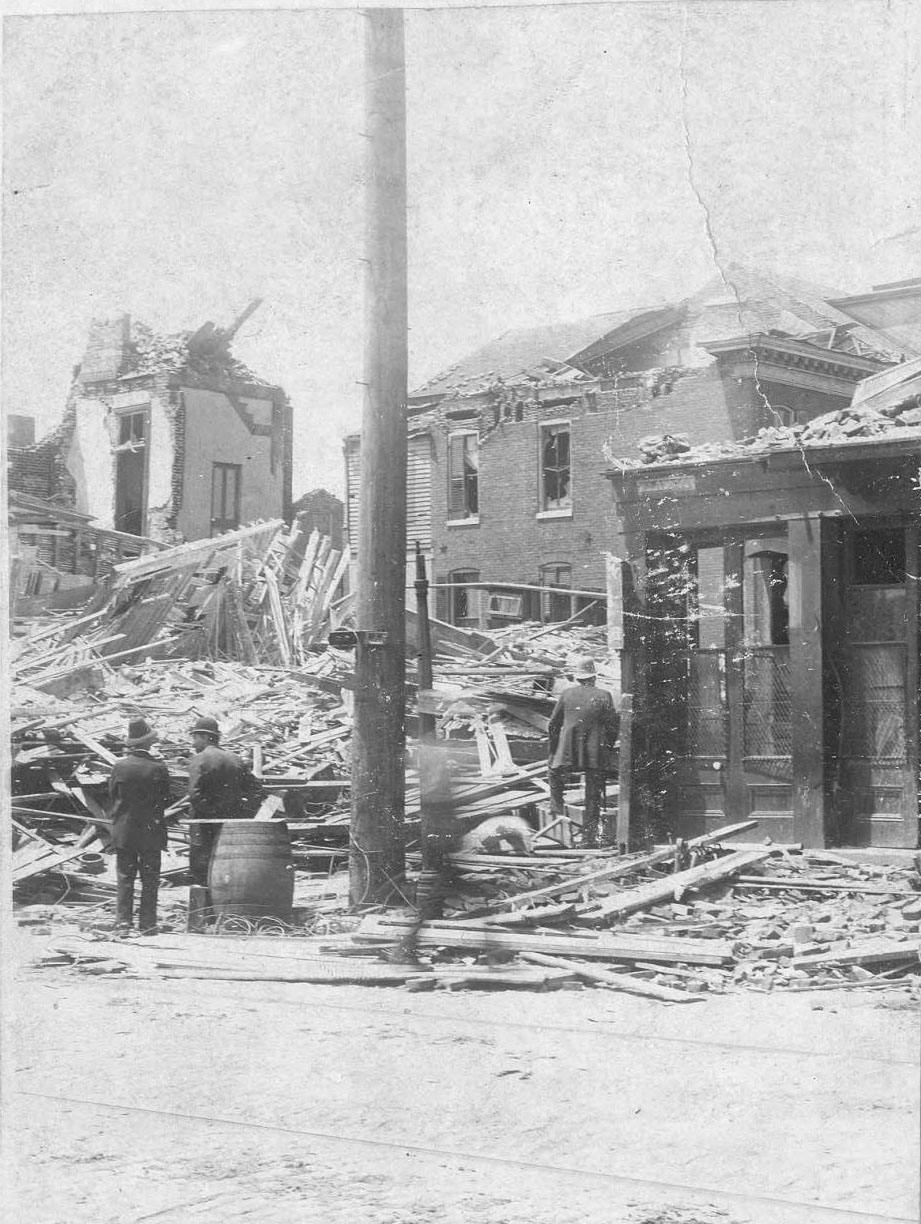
[346,431,432,557]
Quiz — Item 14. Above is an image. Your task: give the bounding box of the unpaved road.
[4,925,918,1224]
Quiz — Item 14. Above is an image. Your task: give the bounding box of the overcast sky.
[3,0,919,498]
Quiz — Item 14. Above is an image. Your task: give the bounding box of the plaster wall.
[177,386,284,540]
[66,399,113,527]
[65,391,175,535]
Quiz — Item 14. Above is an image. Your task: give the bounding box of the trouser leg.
[115,849,138,926]
[583,769,603,848]
[138,848,162,931]
[189,824,215,887]
[549,768,567,816]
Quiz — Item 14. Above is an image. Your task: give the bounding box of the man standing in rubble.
[109,717,172,934]
[548,657,620,849]
[187,716,262,886]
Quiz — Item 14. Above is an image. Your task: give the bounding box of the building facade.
[345,267,916,631]
[8,313,293,545]
[608,371,921,850]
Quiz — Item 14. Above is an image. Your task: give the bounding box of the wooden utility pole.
[350,8,409,907]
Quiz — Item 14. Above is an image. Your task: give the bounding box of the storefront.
[609,436,920,848]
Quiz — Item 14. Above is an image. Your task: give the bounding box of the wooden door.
[671,536,794,840]
[837,526,918,847]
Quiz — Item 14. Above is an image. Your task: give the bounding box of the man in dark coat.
[187,716,262,885]
[108,717,172,933]
[548,657,620,849]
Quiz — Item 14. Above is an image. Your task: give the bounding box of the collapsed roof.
[413,264,917,399]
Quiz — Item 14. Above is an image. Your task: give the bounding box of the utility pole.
[350,8,408,907]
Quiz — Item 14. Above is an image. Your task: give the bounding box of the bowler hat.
[191,715,220,740]
[126,717,157,748]
[572,656,596,680]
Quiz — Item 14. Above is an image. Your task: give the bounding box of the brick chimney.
[79,314,131,384]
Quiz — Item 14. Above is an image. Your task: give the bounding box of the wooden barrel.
[208,820,294,921]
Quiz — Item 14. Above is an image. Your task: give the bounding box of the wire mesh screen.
[685,651,728,757]
[841,644,907,762]
[743,647,792,758]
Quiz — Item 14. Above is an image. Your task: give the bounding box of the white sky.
[3,0,920,498]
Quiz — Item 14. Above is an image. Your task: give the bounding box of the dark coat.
[548,682,620,772]
[188,744,261,821]
[108,750,172,852]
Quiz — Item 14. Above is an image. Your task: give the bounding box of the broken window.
[448,568,479,623]
[211,463,241,536]
[447,432,479,520]
[539,562,572,622]
[540,423,571,511]
[114,409,148,537]
[117,412,147,449]
[744,549,790,647]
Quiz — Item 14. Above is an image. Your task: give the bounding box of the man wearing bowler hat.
[108,716,172,933]
[187,716,262,886]
[548,656,620,849]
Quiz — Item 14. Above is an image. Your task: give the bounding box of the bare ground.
[4,924,918,1224]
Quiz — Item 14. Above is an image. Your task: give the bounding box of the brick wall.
[430,364,749,596]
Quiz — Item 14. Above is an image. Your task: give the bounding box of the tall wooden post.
[788,515,826,848]
[350,8,408,907]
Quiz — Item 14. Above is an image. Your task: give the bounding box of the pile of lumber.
[30,815,921,1001]
[13,592,921,1001]
[10,517,349,691]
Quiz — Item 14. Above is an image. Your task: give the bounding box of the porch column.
[788,515,826,847]
[619,531,648,850]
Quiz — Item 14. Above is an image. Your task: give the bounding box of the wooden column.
[620,532,647,848]
[788,515,826,847]
[350,7,408,906]
[905,523,920,846]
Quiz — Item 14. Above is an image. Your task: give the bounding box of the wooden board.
[355,915,734,965]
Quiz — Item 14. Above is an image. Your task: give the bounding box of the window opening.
[539,562,572,622]
[744,551,789,646]
[540,423,571,511]
[448,568,479,623]
[114,410,148,537]
[447,433,479,519]
[211,463,242,536]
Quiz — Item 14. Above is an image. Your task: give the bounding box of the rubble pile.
[30,832,921,998]
[13,600,921,1001]
[10,517,351,692]
[633,395,921,466]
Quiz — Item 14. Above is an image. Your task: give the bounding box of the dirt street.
[4,925,918,1224]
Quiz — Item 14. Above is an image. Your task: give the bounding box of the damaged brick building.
[345,266,919,630]
[8,305,293,546]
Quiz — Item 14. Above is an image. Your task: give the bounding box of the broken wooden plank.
[112,519,283,582]
[461,820,760,918]
[793,938,921,970]
[733,875,918,897]
[354,915,734,965]
[519,952,704,1003]
[577,847,773,925]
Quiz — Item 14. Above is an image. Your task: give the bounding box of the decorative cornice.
[702,332,888,378]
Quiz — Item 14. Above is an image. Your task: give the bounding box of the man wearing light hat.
[187,716,262,885]
[108,717,172,933]
[547,657,620,849]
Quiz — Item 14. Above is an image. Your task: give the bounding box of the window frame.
[539,561,574,623]
[537,419,573,517]
[113,405,151,537]
[447,567,480,624]
[446,430,480,523]
[211,462,242,537]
